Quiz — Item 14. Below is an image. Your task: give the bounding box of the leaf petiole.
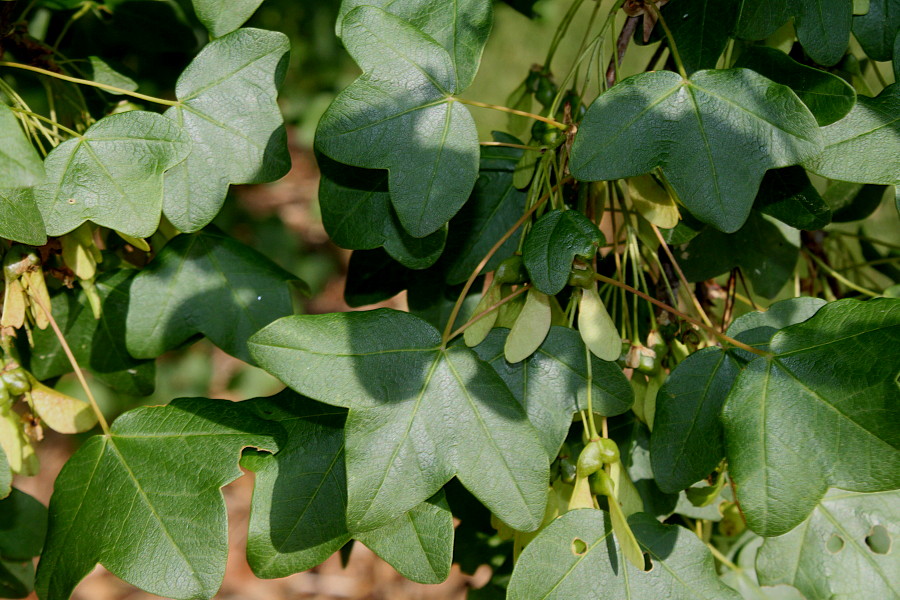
[455,97,567,130]
[0,61,179,107]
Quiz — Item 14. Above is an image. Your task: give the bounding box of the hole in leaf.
[642,553,653,572]
[571,538,587,555]
[865,525,891,555]
[826,534,844,553]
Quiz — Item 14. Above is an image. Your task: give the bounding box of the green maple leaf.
[316,2,491,237]
[248,309,549,533]
[570,69,821,233]
[34,399,281,600]
[722,298,900,536]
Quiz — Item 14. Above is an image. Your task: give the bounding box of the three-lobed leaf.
[162,28,291,232]
[317,3,490,237]
[243,391,453,584]
[248,309,549,533]
[523,209,604,295]
[35,111,191,238]
[126,228,298,363]
[570,69,822,233]
[35,399,281,600]
[722,298,900,536]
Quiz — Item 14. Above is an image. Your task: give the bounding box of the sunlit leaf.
[756,489,900,598]
[507,510,741,599]
[34,399,281,600]
[249,309,549,533]
[318,4,490,237]
[722,298,900,536]
[191,0,264,37]
[35,111,191,238]
[162,28,290,232]
[0,188,46,246]
[571,69,822,233]
[0,104,44,189]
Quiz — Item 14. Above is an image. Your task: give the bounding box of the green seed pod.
[494,255,527,285]
[597,438,620,464]
[559,455,577,484]
[0,384,11,412]
[567,267,595,289]
[2,368,31,397]
[576,440,604,478]
[589,469,615,497]
[535,74,557,108]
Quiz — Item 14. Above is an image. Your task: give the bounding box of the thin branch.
[593,272,770,357]
[447,285,529,340]
[650,223,715,327]
[28,294,111,435]
[0,61,179,106]
[455,97,567,129]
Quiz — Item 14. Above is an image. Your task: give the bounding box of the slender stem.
[545,0,587,66]
[441,180,570,345]
[479,141,538,151]
[0,61,179,106]
[837,256,900,271]
[650,223,715,328]
[803,252,882,297]
[455,97,567,129]
[29,294,111,435]
[593,272,770,357]
[707,543,740,571]
[649,3,689,79]
[8,106,81,138]
[447,285,529,340]
[584,343,599,440]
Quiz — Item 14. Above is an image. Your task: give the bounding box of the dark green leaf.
[343,248,413,307]
[651,347,743,493]
[852,0,900,61]
[678,211,799,299]
[191,0,264,37]
[736,46,856,126]
[507,510,741,599]
[756,490,900,598]
[318,4,490,237]
[248,309,549,533]
[30,270,155,396]
[754,167,832,230]
[0,559,32,599]
[803,83,900,186]
[0,188,46,246]
[34,399,281,600]
[523,210,604,295]
[126,228,297,363]
[652,297,826,493]
[163,28,291,232]
[316,155,447,269]
[443,134,527,285]
[0,104,44,189]
[726,296,827,356]
[722,298,900,536]
[473,327,633,458]
[571,69,822,233]
[734,0,791,40]
[243,391,453,584]
[792,0,852,65]
[662,0,739,74]
[823,181,889,222]
[0,488,47,561]
[34,111,191,238]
